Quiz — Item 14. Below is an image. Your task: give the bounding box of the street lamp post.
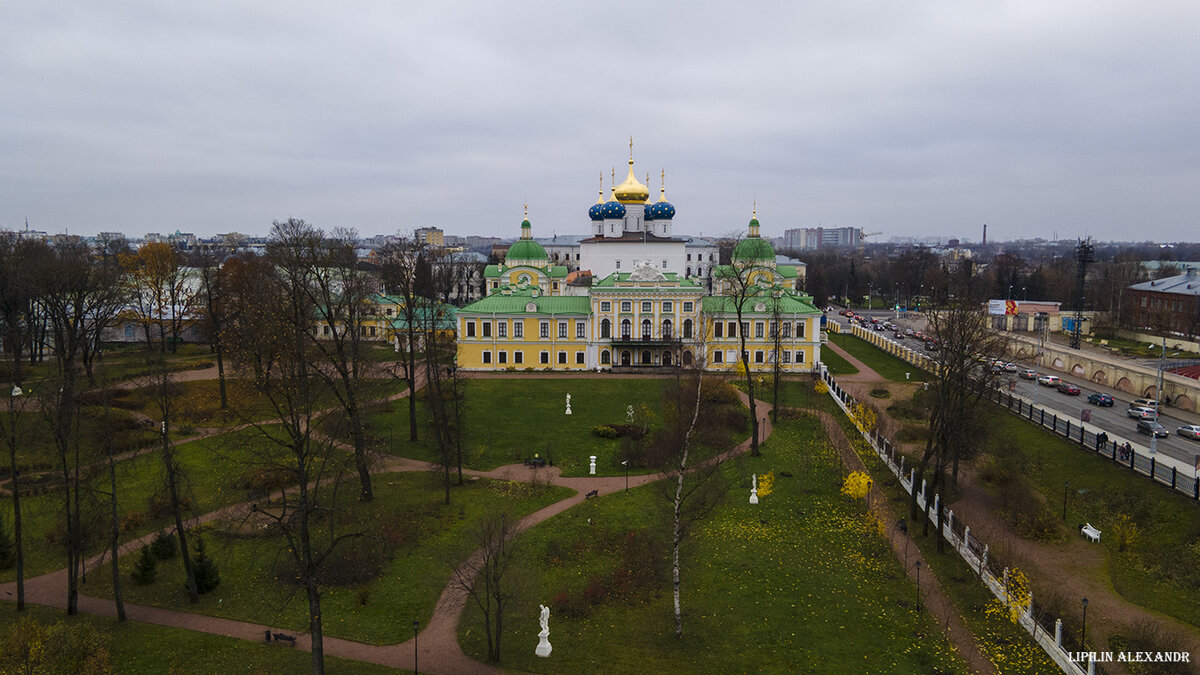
[1062,480,1069,521]
[915,560,922,612]
[622,459,628,493]
[413,620,419,674]
[1081,598,1089,649]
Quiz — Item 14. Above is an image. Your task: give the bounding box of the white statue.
[536,604,552,657]
[626,405,634,423]
[749,474,759,504]
[565,393,572,416]
[589,455,597,475]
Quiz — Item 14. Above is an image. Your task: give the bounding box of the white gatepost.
[1054,618,1062,647]
[1026,592,1034,620]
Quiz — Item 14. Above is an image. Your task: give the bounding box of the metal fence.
[821,366,1096,674]
[844,322,1200,501]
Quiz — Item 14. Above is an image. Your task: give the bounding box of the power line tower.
[1070,238,1096,349]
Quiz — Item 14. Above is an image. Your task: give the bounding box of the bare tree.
[911,265,1007,551]
[715,253,762,456]
[224,224,358,675]
[420,295,464,503]
[447,512,518,662]
[376,238,429,443]
[36,237,125,614]
[191,246,229,409]
[266,221,377,502]
[122,241,202,602]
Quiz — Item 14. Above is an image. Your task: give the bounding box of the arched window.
[641,319,652,339]
[682,350,694,366]
[683,318,693,339]
[686,266,692,277]
[621,319,631,339]
[662,319,672,339]
[621,350,631,366]
[601,318,611,339]
[601,350,611,364]
[641,350,652,365]
[663,350,672,366]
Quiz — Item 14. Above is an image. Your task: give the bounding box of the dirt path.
[803,407,999,675]
[2,388,771,674]
[824,339,886,383]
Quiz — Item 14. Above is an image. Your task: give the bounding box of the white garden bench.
[1081,523,1101,543]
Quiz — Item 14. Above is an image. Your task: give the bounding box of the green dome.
[732,237,775,262]
[507,239,547,262]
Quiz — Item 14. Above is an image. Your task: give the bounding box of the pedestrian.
[1097,432,1108,450]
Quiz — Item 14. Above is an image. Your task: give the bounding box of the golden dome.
[614,159,650,204]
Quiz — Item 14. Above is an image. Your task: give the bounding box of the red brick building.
[1129,267,1200,338]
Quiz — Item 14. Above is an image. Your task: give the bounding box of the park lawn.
[368,378,674,476]
[117,377,400,430]
[461,415,969,674]
[980,402,1200,629]
[828,333,931,383]
[1,404,159,469]
[819,345,859,375]
[85,472,572,645]
[0,425,317,582]
[823,400,1061,673]
[0,603,396,674]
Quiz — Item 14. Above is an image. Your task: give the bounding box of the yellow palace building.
[456,149,823,372]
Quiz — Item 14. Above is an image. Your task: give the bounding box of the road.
[825,308,1200,468]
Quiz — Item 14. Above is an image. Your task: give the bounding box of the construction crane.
[858,231,883,254]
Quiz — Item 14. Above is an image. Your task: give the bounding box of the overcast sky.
[3,1,1198,243]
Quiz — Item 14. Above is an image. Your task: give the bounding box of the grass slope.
[460,415,969,674]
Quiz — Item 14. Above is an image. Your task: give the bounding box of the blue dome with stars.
[600,200,626,219]
[648,201,676,220]
[644,204,656,221]
[588,202,605,221]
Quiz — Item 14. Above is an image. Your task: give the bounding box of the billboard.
[988,300,1020,316]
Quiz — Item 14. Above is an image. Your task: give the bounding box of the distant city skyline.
[4,3,1199,243]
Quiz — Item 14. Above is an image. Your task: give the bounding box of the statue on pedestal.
[535,604,552,657]
[749,474,759,504]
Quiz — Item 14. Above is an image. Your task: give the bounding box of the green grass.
[369,378,674,476]
[824,402,1060,673]
[829,333,932,382]
[118,378,401,430]
[982,403,1200,629]
[84,472,572,645]
[460,415,970,674]
[819,344,860,375]
[0,425,327,581]
[0,603,397,674]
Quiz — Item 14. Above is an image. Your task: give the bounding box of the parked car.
[1037,374,1061,387]
[1130,397,1159,409]
[1127,406,1158,420]
[1087,392,1114,407]
[1056,382,1081,395]
[1137,420,1169,438]
[1177,424,1200,440]
[1019,369,1038,380]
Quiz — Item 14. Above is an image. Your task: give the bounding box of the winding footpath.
[1,368,991,674]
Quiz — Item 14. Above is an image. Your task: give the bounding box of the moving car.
[1087,392,1114,407]
[1177,425,1200,440]
[1056,382,1081,395]
[1137,420,1169,438]
[1019,369,1038,380]
[1003,362,1019,372]
[1037,374,1061,387]
[1130,397,1159,409]
[1127,406,1158,420]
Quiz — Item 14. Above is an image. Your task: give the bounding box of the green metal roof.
[732,237,775,262]
[506,239,548,262]
[458,292,591,315]
[383,304,458,331]
[701,293,821,315]
[592,272,702,288]
[776,265,798,278]
[483,264,568,278]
